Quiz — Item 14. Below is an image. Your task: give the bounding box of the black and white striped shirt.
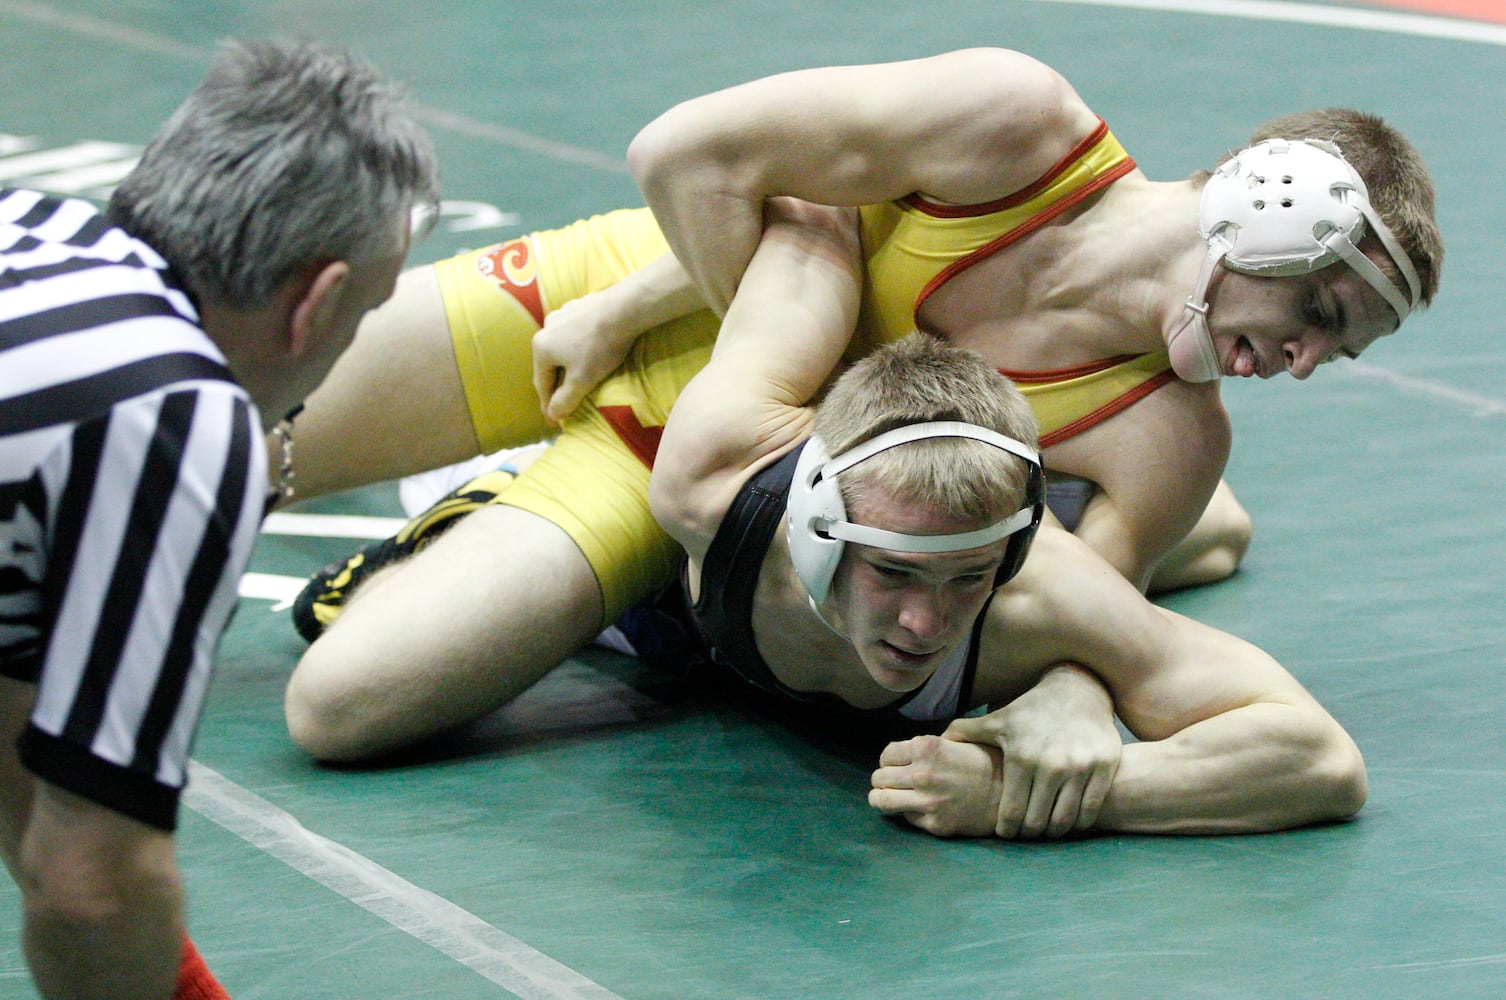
[0,188,265,830]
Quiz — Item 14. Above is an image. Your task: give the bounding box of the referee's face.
[335,230,409,348]
[302,223,411,384]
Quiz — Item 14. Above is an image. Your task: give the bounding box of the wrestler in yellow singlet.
[435,208,719,620]
[433,121,1162,619]
[855,119,1175,449]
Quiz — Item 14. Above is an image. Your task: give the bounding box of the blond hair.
[812,333,1038,521]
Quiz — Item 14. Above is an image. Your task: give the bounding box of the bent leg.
[1148,479,1253,594]
[285,504,606,761]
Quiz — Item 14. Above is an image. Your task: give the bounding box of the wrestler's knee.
[1201,482,1254,574]
[283,641,390,763]
[1148,483,1254,593]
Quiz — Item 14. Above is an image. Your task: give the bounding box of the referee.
[0,40,437,999]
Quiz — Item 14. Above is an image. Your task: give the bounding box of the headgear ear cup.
[1201,138,1369,276]
[785,435,846,605]
[1170,137,1421,381]
[994,455,1045,588]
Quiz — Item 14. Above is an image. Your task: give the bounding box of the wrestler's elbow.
[1200,493,1254,577]
[626,112,686,195]
[1311,725,1368,822]
[647,467,686,534]
[648,465,718,551]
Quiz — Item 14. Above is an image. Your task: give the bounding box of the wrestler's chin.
[862,643,940,693]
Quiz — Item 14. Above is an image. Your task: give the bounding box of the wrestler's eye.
[1308,286,1348,336]
[1305,295,1336,331]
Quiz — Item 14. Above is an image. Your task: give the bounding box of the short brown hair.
[1215,108,1442,307]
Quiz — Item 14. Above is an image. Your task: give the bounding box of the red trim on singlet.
[1031,367,1179,450]
[1000,354,1141,385]
[599,405,664,469]
[897,119,1165,449]
[910,124,1139,323]
[901,118,1116,219]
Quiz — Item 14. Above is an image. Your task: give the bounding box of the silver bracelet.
[267,404,304,506]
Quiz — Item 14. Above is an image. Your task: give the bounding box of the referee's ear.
[286,260,351,357]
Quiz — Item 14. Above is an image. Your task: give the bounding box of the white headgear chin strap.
[1166,137,1423,384]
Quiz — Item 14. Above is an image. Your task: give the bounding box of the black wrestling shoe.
[290,467,519,642]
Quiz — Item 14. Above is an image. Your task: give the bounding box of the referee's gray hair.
[108,39,440,308]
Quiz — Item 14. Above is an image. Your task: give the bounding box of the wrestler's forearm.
[606,251,707,334]
[531,252,710,424]
[630,153,762,318]
[1094,703,1367,834]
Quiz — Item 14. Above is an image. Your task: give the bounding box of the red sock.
[174,934,231,1000]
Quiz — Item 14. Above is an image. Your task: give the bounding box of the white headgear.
[1165,137,1422,383]
[785,421,1044,609]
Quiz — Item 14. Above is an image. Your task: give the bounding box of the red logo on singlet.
[598,406,663,469]
[476,238,546,328]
